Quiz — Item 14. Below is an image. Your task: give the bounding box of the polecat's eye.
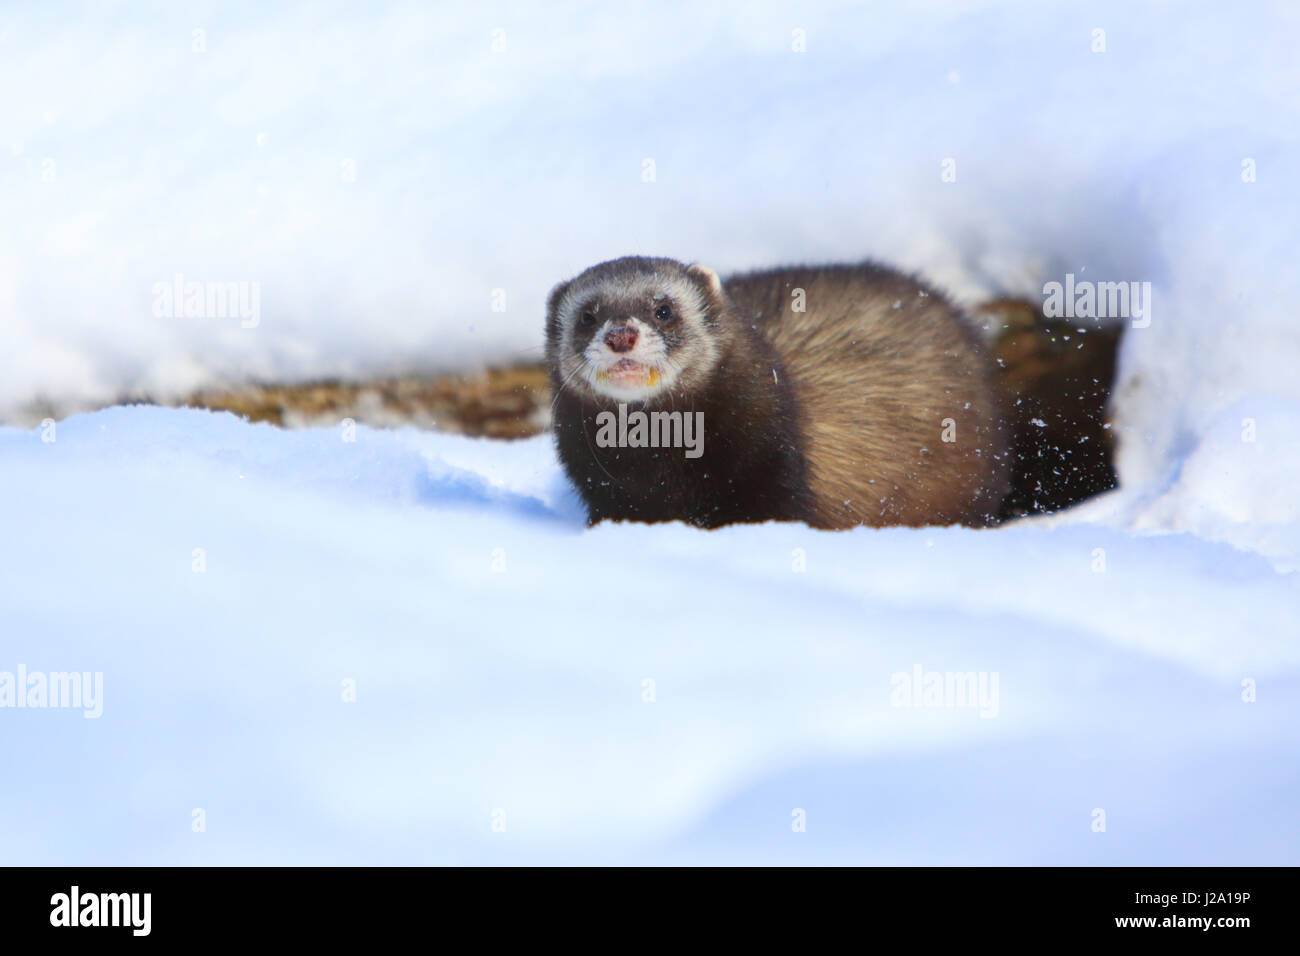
[654,304,673,322]
[580,311,597,326]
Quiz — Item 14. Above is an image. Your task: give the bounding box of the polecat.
[545,256,1009,529]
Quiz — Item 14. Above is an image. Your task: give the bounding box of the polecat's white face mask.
[583,317,681,402]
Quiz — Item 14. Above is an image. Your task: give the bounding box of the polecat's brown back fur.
[724,264,1009,527]
[545,256,1009,529]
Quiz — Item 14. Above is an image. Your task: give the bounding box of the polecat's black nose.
[604,324,638,353]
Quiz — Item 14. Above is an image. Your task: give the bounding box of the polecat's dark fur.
[545,256,1009,529]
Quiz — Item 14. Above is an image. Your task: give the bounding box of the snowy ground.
[1,407,1296,865]
[2,1,1298,864]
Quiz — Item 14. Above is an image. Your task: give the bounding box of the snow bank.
[1,407,1295,864]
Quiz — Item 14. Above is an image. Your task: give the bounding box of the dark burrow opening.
[982,299,1123,520]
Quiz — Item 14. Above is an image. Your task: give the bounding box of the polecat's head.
[545,256,727,404]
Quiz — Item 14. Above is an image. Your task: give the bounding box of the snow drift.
[0,406,1297,864]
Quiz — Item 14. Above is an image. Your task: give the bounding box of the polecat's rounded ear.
[686,264,724,306]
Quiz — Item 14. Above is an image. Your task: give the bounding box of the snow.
[2,1,1298,863]
[1,406,1297,864]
